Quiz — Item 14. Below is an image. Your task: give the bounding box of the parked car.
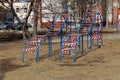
[13,22,32,30]
[13,21,21,30]
[0,21,32,30]
[0,22,13,30]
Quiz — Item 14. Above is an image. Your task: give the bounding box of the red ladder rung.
[92,34,103,40]
[24,47,36,53]
[27,41,38,46]
[24,50,36,53]
[64,43,76,47]
[62,48,74,52]
[32,37,44,40]
[66,39,76,43]
[69,34,83,36]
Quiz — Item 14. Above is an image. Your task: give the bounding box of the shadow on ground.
[0,58,29,80]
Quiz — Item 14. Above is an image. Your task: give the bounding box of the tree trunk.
[22,23,31,40]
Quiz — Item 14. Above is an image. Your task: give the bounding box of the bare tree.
[0,0,34,40]
[42,0,63,14]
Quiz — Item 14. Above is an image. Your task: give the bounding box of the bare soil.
[0,32,120,80]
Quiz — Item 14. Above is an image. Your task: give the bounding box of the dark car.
[0,22,13,30]
[13,23,32,30]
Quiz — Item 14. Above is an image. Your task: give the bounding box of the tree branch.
[0,1,11,10]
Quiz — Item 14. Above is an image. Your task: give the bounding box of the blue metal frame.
[22,11,103,62]
[48,36,52,57]
[22,14,62,62]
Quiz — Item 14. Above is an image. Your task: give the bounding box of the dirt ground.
[0,32,120,80]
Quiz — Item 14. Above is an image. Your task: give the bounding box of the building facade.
[107,0,120,27]
[1,0,120,28]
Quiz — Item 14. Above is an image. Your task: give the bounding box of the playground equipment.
[22,11,103,62]
[83,11,103,50]
[22,14,76,62]
[59,11,103,62]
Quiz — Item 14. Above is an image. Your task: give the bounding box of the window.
[16,8,19,12]
[24,8,27,12]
